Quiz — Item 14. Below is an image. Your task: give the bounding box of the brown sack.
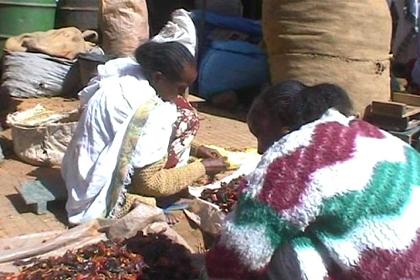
[270,54,391,117]
[4,27,94,60]
[99,0,149,57]
[263,0,392,115]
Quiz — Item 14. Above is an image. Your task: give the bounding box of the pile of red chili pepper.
[3,233,198,280]
[200,175,245,213]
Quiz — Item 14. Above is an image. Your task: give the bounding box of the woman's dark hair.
[134,41,196,82]
[249,80,307,128]
[300,83,353,120]
[251,80,353,131]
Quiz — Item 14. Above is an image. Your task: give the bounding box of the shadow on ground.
[25,167,68,224]
[3,166,69,225]
[190,100,248,122]
[5,193,31,214]
[6,193,68,226]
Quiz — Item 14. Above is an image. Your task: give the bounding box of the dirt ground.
[0,95,256,242]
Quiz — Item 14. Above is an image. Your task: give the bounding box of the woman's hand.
[196,146,222,159]
[202,158,228,175]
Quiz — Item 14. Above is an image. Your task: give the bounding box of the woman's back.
[207,81,420,279]
[61,58,157,224]
[206,109,420,279]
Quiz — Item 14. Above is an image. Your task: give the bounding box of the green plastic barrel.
[55,0,98,31]
[0,0,56,56]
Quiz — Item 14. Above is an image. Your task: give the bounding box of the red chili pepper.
[200,175,245,213]
[8,233,198,280]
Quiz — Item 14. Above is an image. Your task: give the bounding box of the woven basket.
[7,106,79,166]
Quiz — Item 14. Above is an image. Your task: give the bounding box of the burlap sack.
[99,0,149,57]
[4,27,94,60]
[263,0,392,115]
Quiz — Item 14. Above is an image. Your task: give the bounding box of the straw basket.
[7,105,79,166]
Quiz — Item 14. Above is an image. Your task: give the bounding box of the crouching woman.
[205,81,420,280]
[62,41,226,225]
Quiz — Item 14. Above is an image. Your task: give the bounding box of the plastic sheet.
[0,204,191,273]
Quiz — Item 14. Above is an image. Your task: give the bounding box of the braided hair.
[134,41,196,82]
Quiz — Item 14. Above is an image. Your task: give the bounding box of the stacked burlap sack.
[263,0,392,115]
[1,27,95,98]
[99,0,149,57]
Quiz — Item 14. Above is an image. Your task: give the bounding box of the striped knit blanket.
[206,109,420,280]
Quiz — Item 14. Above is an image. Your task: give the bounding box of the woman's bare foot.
[165,212,180,226]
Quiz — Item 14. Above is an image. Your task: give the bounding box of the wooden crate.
[392,92,420,107]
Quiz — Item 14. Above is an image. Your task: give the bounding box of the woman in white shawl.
[62,11,227,225]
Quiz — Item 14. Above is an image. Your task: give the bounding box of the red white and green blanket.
[206,109,420,280]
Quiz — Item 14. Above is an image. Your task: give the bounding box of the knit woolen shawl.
[206,109,420,280]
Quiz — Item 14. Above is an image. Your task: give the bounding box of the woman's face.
[248,101,289,154]
[150,64,197,103]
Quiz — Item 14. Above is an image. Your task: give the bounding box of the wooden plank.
[366,114,410,131]
[371,101,406,118]
[402,107,420,118]
[392,92,420,107]
[371,101,420,118]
